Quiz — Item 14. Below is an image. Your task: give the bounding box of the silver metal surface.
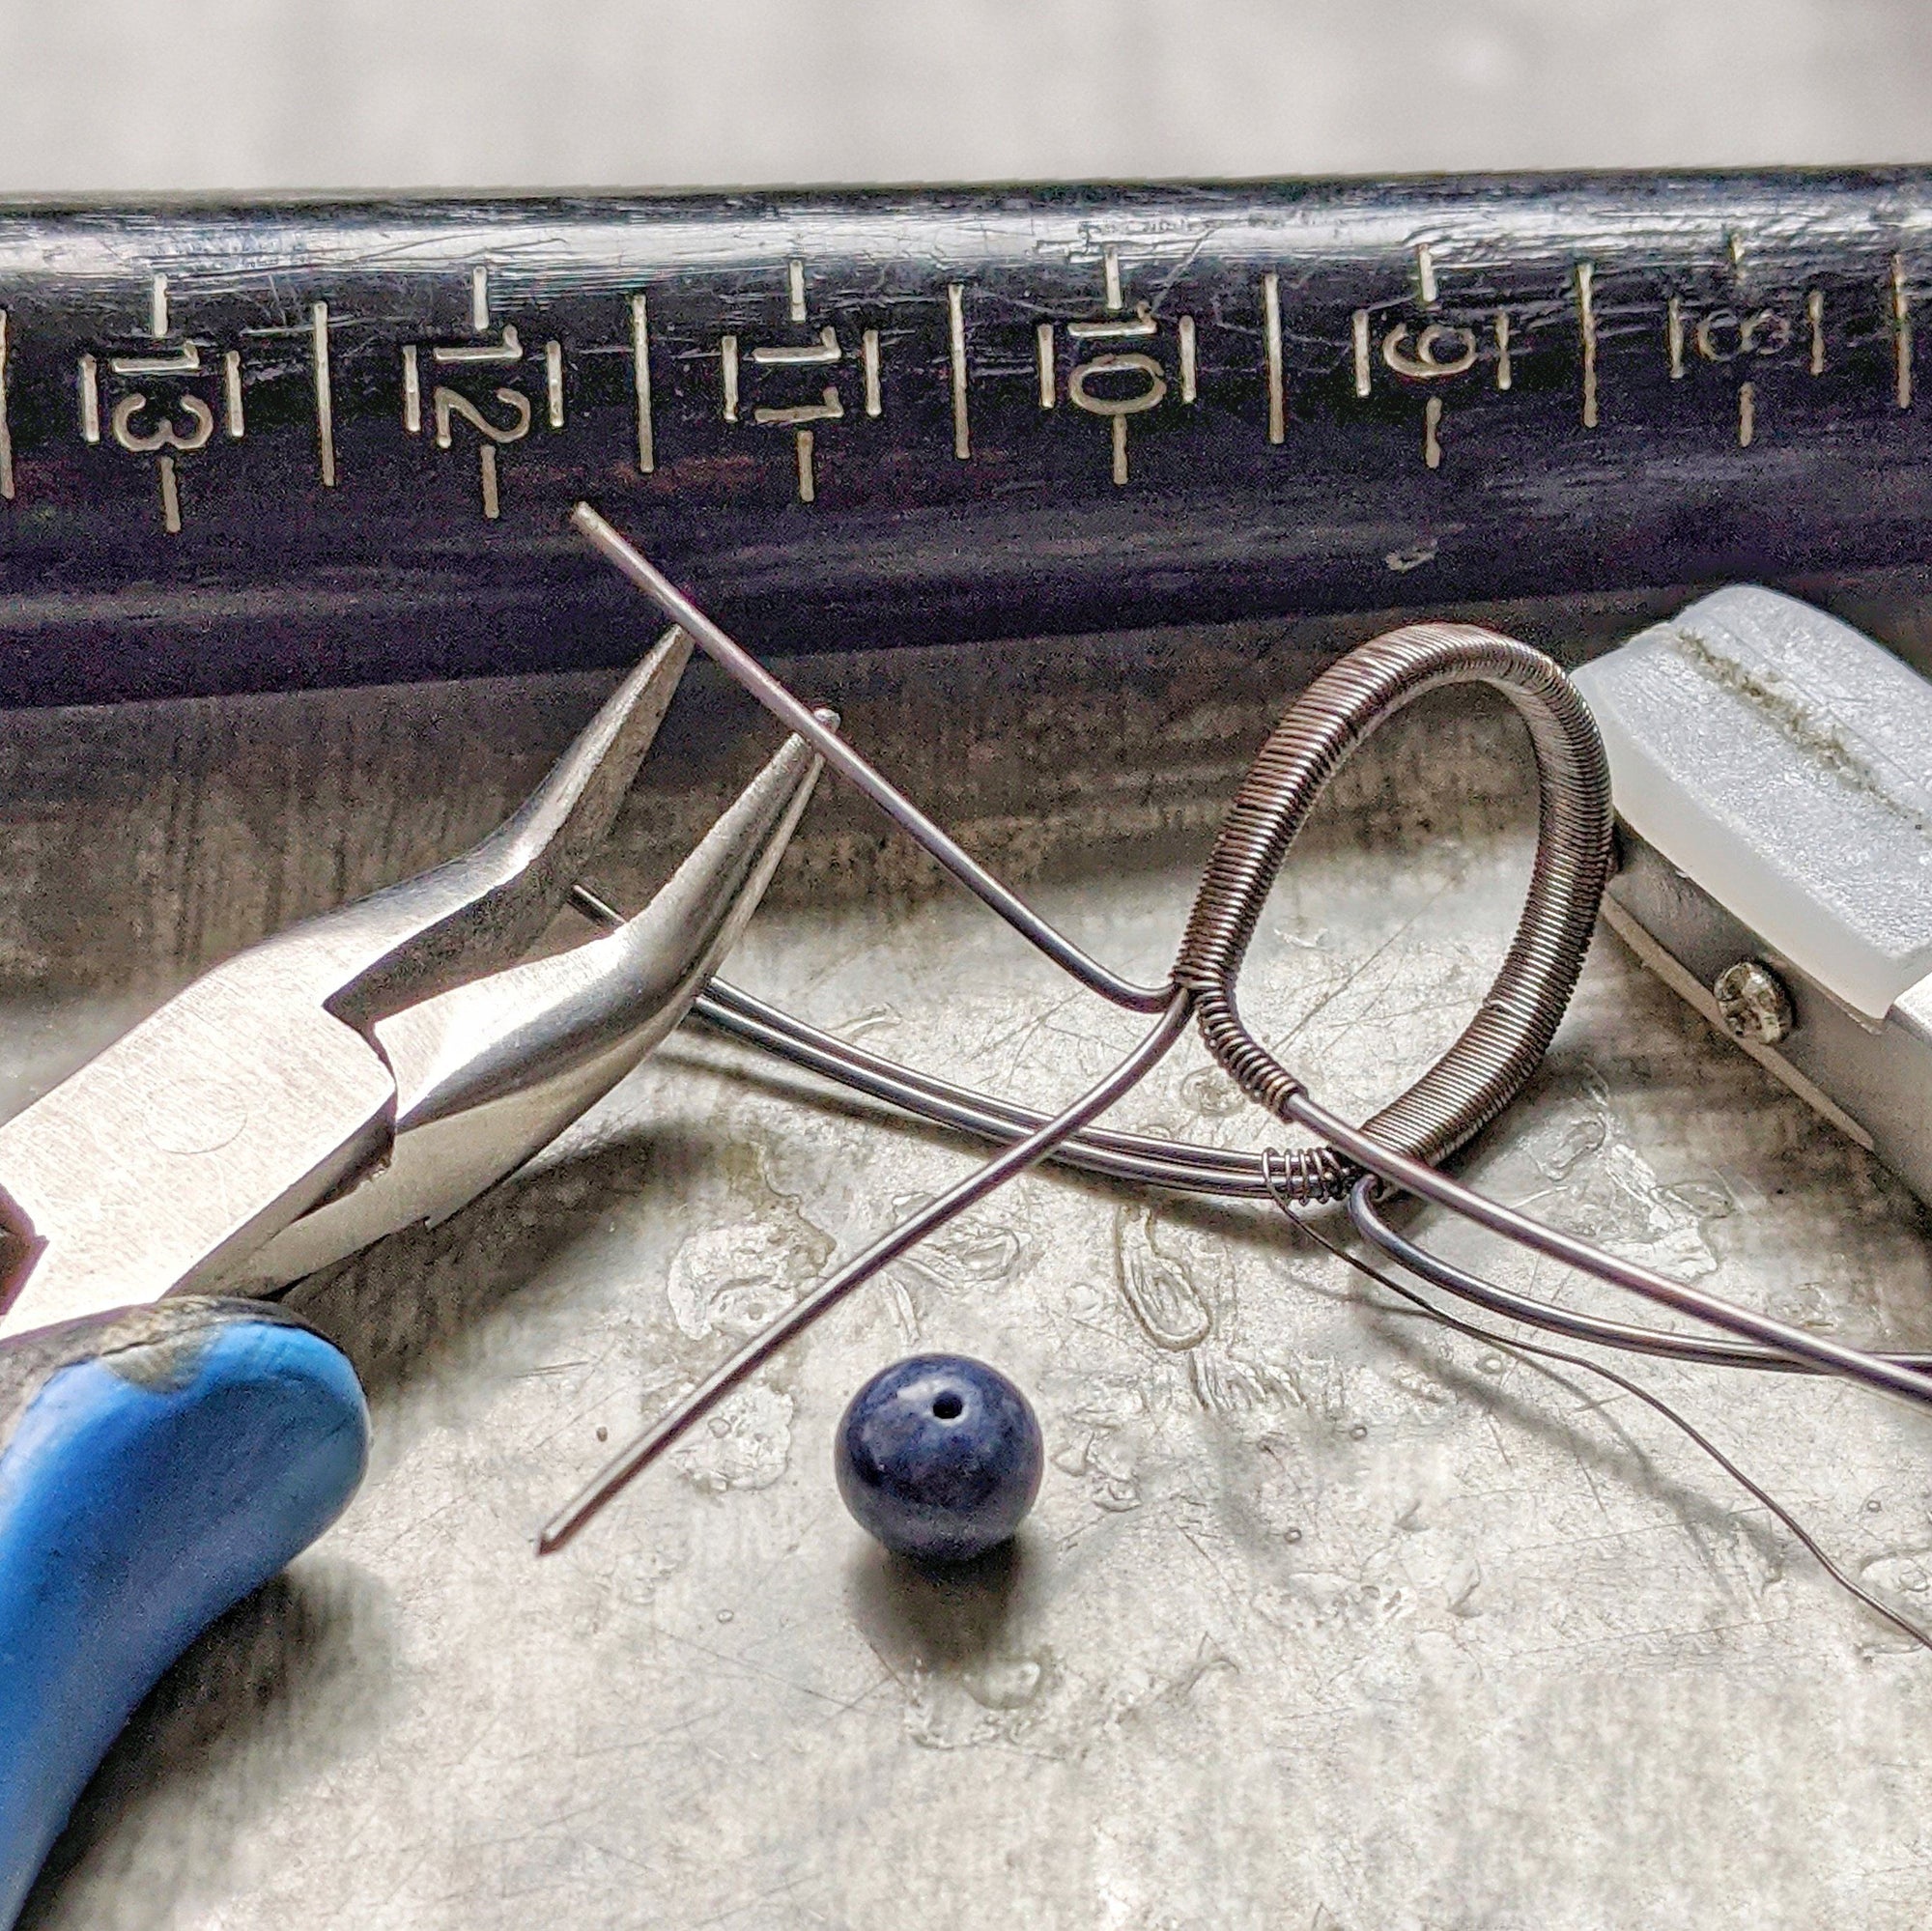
[14,583,1932,1927]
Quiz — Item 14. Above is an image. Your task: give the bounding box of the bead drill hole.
[931,1392,964,1420]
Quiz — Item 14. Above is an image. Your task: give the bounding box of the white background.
[1,0,1925,192]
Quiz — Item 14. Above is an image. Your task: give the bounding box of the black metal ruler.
[1,171,1930,701]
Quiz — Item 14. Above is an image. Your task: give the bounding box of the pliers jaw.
[0,628,825,1339]
[235,724,824,1289]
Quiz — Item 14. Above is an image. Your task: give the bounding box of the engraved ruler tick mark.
[948,283,970,459]
[310,302,336,486]
[630,294,655,471]
[222,350,243,438]
[1263,271,1285,442]
[0,311,14,500]
[1575,261,1599,428]
[79,354,99,443]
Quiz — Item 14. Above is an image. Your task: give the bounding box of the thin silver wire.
[1288,1088,1932,1404]
[537,990,1191,1553]
[1271,1176,1932,1656]
[659,945,1932,1377]
[578,886,1932,1645]
[1346,1177,1932,1372]
[547,508,1932,1556]
[571,504,1169,1013]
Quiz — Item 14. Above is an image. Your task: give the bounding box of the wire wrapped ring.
[1175,623,1614,1203]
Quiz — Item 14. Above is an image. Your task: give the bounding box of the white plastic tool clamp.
[1575,585,1932,1204]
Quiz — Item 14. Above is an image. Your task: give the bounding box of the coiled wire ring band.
[554,519,1932,1557]
[1175,622,1614,1203]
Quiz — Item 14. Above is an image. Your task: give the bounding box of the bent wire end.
[569,502,1171,1013]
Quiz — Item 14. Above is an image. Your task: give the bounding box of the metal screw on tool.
[1713,959,1795,1044]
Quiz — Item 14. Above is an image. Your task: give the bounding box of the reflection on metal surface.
[556,515,1932,1568]
[1114,1202,1212,1350]
[17,605,1932,1924]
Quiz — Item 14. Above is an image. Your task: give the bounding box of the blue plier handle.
[0,1297,367,1922]
[0,627,825,1923]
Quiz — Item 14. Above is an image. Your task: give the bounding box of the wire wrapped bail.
[1176,623,1614,1203]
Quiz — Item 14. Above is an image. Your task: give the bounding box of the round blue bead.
[834,1354,1043,1563]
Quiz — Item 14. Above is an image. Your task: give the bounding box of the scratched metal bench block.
[8,589,1932,1927]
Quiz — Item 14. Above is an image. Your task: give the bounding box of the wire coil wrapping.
[566,513,1858,1556]
[1176,623,1614,1203]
